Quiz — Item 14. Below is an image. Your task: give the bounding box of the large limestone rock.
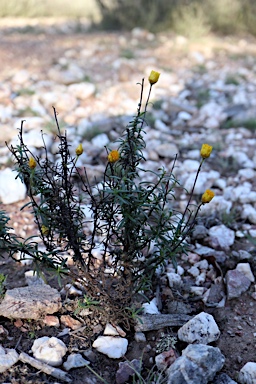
[178,312,220,344]
[0,285,61,319]
[167,344,225,384]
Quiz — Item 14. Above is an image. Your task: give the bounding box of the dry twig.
[19,351,72,383]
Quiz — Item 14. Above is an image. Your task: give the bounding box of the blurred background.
[0,0,256,37]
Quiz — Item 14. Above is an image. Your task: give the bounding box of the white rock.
[238,168,255,180]
[14,117,45,131]
[208,224,235,248]
[183,170,220,194]
[186,149,200,159]
[81,204,92,218]
[167,272,182,288]
[199,102,226,128]
[242,204,256,224]
[236,263,255,282]
[238,362,256,384]
[187,252,201,264]
[178,312,220,344]
[249,229,256,237]
[77,118,93,137]
[194,259,209,270]
[178,111,192,120]
[68,82,96,99]
[200,196,232,215]
[40,90,78,112]
[104,323,120,336]
[177,266,185,275]
[24,130,53,149]
[91,133,109,147]
[92,336,128,359]
[214,178,227,190]
[235,151,254,168]
[14,251,33,266]
[181,159,200,173]
[48,64,84,85]
[25,270,45,286]
[187,266,200,277]
[190,286,205,295]
[240,191,256,204]
[154,119,170,132]
[195,271,206,286]
[195,244,215,256]
[65,284,83,296]
[155,143,179,158]
[134,332,146,343]
[32,336,67,366]
[0,168,26,204]
[12,69,31,85]
[231,184,252,203]
[0,345,19,373]
[167,265,184,275]
[142,298,160,314]
[63,353,90,371]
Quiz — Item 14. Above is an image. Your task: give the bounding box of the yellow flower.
[200,144,213,159]
[108,150,120,163]
[201,189,215,204]
[41,225,49,236]
[75,143,83,156]
[29,157,37,169]
[148,70,160,85]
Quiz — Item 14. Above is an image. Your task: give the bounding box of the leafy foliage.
[5,75,212,326]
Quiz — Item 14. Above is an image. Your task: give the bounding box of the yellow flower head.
[108,150,120,163]
[148,70,160,85]
[41,225,49,236]
[75,143,83,156]
[200,144,213,159]
[29,157,37,169]
[201,189,215,204]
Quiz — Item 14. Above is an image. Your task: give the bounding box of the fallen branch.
[19,352,72,383]
[135,314,192,332]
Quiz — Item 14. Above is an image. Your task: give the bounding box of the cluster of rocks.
[0,276,255,384]
[1,25,256,383]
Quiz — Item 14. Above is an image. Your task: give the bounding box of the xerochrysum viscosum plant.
[7,70,215,321]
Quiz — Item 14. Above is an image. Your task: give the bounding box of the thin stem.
[180,158,204,228]
[140,82,152,131]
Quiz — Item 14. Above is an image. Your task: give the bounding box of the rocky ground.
[1,19,256,384]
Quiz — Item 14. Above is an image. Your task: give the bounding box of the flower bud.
[29,157,37,169]
[200,144,212,159]
[148,70,160,85]
[75,143,83,156]
[201,189,215,204]
[41,225,49,236]
[108,150,120,163]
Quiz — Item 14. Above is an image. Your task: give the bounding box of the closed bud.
[201,189,215,204]
[29,157,37,169]
[200,144,212,159]
[41,225,49,236]
[75,143,83,156]
[148,70,160,85]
